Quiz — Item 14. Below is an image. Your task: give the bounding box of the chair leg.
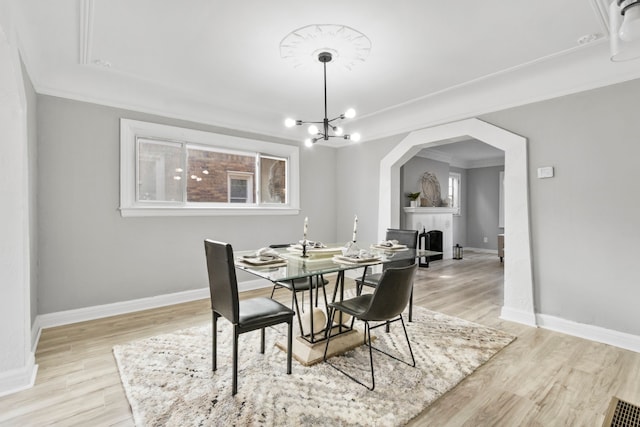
[270,283,281,299]
[365,321,375,391]
[291,288,304,334]
[408,286,414,322]
[232,325,239,396]
[323,307,335,356]
[260,327,265,354]
[212,312,218,371]
[320,276,329,310]
[399,315,416,367]
[287,319,293,374]
[324,314,375,391]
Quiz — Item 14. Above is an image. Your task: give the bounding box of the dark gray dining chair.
[204,239,295,396]
[323,263,418,391]
[355,228,418,320]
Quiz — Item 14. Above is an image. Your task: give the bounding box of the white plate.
[372,244,408,251]
[238,256,287,266]
[332,255,381,264]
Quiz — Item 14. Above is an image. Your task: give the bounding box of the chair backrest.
[384,228,418,270]
[204,239,239,323]
[360,263,418,321]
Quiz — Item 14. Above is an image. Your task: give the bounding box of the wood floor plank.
[1,251,639,426]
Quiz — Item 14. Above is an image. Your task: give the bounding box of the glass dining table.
[234,243,441,344]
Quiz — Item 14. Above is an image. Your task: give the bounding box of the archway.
[378,118,535,326]
[0,20,37,395]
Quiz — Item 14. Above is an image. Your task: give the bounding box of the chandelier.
[284,51,361,147]
[610,0,640,61]
[280,24,370,147]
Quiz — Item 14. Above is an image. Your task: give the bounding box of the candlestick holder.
[301,240,309,258]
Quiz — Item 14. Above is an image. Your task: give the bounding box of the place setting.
[371,239,409,251]
[284,216,343,259]
[235,247,288,268]
[332,215,382,265]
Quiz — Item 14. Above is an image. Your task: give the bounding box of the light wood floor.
[1,251,639,426]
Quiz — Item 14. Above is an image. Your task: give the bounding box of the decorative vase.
[410,200,418,208]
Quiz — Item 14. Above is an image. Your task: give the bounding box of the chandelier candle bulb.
[352,215,358,242]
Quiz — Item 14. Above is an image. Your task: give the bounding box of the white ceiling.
[12,0,640,146]
[418,139,504,169]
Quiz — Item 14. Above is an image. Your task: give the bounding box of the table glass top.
[234,243,441,282]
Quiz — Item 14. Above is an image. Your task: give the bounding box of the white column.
[0,12,37,397]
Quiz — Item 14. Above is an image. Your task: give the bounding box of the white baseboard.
[500,306,537,327]
[32,278,272,350]
[536,314,640,354]
[36,287,210,330]
[464,247,499,255]
[0,353,38,398]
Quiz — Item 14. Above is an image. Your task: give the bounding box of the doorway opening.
[378,118,535,326]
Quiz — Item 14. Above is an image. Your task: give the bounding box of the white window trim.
[449,172,461,216]
[120,119,300,217]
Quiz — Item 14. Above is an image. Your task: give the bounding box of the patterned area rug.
[113,306,515,426]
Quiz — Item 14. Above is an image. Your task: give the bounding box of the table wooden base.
[276,329,375,366]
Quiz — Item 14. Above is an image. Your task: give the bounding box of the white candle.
[352,215,358,242]
[303,217,308,241]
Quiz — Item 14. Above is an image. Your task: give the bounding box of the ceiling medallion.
[279,24,372,70]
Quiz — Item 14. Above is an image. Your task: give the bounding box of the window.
[227,172,253,203]
[448,172,461,215]
[120,119,299,217]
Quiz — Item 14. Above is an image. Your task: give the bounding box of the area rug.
[113,306,515,426]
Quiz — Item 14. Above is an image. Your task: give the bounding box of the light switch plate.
[537,166,554,179]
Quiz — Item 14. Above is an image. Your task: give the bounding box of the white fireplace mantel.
[404,207,456,259]
[403,207,458,214]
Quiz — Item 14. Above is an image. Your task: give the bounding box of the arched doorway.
[378,118,535,326]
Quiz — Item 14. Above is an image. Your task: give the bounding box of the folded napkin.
[245,247,280,260]
[297,240,326,248]
[340,249,375,259]
[378,239,399,247]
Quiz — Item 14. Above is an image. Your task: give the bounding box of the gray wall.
[465,166,503,250]
[400,158,500,249]
[335,134,406,245]
[32,76,640,337]
[480,79,640,335]
[335,77,640,337]
[37,95,337,314]
[400,156,449,209]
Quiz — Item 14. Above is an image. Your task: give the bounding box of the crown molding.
[352,41,640,142]
[417,148,504,169]
[415,148,452,164]
[464,157,505,169]
[26,26,640,147]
